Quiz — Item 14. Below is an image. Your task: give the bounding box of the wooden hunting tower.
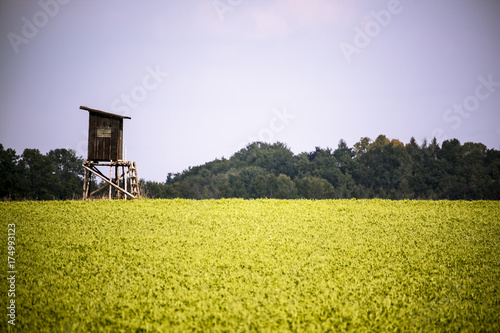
[80,106,139,200]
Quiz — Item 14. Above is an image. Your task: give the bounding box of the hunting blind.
[80,106,139,200]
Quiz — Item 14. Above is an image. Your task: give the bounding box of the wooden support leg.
[109,166,112,200]
[115,166,119,199]
[83,168,88,200]
[123,165,127,201]
[83,161,95,200]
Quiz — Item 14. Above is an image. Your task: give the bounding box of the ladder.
[129,162,139,197]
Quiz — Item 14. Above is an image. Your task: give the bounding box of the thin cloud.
[246,0,357,39]
[280,0,350,27]
[249,8,291,39]
[197,0,357,40]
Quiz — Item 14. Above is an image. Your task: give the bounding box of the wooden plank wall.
[88,113,123,161]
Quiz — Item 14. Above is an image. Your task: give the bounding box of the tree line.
[2,135,499,201]
[0,144,87,200]
[142,135,500,200]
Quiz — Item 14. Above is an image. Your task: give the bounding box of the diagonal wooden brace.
[82,164,136,199]
[90,182,109,197]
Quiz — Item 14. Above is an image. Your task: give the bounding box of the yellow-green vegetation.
[1,199,499,332]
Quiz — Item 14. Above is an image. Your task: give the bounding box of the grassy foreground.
[1,199,499,332]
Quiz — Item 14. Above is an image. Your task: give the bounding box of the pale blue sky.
[1,0,499,181]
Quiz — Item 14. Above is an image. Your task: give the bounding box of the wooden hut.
[81,106,130,162]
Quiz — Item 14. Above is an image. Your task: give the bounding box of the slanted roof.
[80,106,131,120]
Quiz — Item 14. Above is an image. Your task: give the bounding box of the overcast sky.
[1,0,499,181]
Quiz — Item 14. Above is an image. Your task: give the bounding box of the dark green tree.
[0,144,22,199]
[275,174,297,199]
[295,176,336,199]
[353,137,371,157]
[19,149,58,200]
[485,149,500,199]
[47,148,84,199]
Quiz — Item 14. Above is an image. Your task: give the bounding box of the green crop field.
[1,199,499,332]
